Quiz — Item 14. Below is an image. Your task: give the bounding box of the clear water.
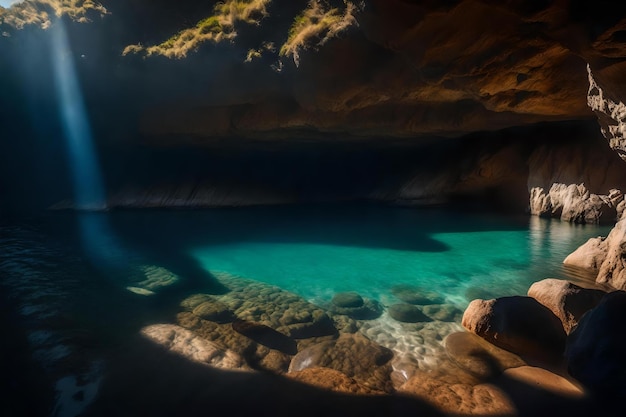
[1,205,612,415]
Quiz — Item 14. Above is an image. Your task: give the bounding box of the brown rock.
[140,324,248,370]
[288,367,384,395]
[232,319,297,355]
[462,296,566,360]
[445,332,526,380]
[288,333,394,393]
[527,279,606,334]
[399,372,515,415]
[192,300,234,323]
[501,366,584,398]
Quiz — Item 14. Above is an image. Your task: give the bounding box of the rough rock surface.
[462,296,566,360]
[140,324,248,370]
[565,291,626,400]
[527,279,606,333]
[399,371,515,415]
[288,333,395,393]
[566,219,626,290]
[444,332,526,379]
[287,367,384,395]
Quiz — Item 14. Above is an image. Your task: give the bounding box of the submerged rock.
[391,285,444,305]
[527,279,606,334]
[140,324,247,370]
[289,333,395,393]
[422,304,463,322]
[462,296,566,360]
[330,298,383,320]
[445,332,526,379]
[192,300,234,324]
[288,367,384,395]
[232,319,298,355]
[388,304,432,323]
[331,292,364,308]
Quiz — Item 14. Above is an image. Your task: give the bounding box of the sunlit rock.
[527,279,606,334]
[462,296,566,361]
[140,324,248,370]
[288,367,384,394]
[289,332,395,393]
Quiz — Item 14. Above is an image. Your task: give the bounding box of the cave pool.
[0,204,611,415]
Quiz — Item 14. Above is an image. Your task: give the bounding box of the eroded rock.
[288,333,395,393]
[527,279,606,334]
[462,296,566,360]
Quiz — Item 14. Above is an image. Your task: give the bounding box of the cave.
[2,1,626,416]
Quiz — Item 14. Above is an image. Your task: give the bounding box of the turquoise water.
[71,204,609,307]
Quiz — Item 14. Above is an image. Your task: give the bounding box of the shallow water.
[0,205,612,416]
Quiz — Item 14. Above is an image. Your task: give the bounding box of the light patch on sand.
[0,0,107,30]
[123,0,271,59]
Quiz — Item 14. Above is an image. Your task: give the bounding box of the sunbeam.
[50,19,106,210]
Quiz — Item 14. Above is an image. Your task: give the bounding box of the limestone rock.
[391,284,445,305]
[288,367,384,395]
[445,332,526,379]
[388,304,432,323]
[288,333,394,393]
[563,237,608,272]
[596,220,626,289]
[565,291,626,400]
[399,372,515,415]
[140,324,247,370]
[462,296,566,360]
[527,279,606,334]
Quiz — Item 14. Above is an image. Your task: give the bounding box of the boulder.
[388,304,432,323]
[289,333,394,393]
[563,237,608,272]
[565,291,626,400]
[330,298,383,320]
[391,284,445,305]
[445,332,526,379]
[500,366,584,398]
[422,304,463,322]
[527,279,606,333]
[140,324,247,370]
[596,220,626,290]
[331,292,364,308]
[462,296,566,360]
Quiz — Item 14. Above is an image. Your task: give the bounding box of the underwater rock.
[527,279,606,334]
[330,298,383,320]
[331,292,364,308]
[289,333,395,393]
[388,304,432,323]
[140,324,248,370]
[465,287,497,303]
[422,304,463,322]
[566,291,626,401]
[232,319,298,355]
[391,285,445,305]
[192,300,235,324]
[330,314,359,334]
[444,332,526,379]
[180,293,215,311]
[499,366,584,398]
[399,371,515,415]
[288,367,384,395]
[462,296,566,361]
